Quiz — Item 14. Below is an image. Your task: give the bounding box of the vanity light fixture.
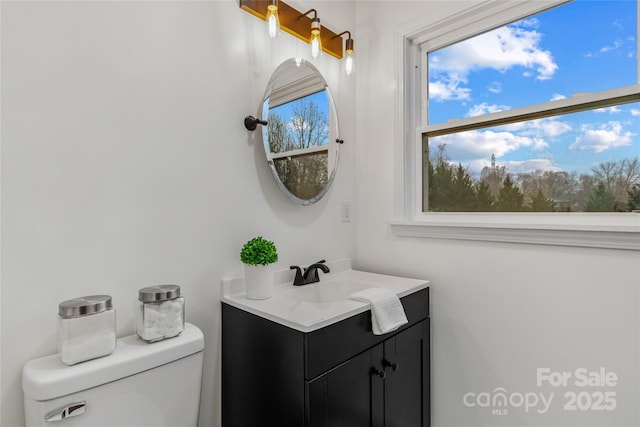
[336,31,355,75]
[266,0,280,39]
[303,9,322,59]
[239,0,344,59]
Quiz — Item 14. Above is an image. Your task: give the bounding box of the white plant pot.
[244,264,273,300]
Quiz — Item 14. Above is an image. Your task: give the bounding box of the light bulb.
[310,32,321,59]
[345,50,354,75]
[266,2,280,39]
[342,34,355,76]
[310,18,322,59]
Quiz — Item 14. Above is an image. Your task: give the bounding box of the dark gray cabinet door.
[384,322,428,427]
[307,321,429,427]
[307,345,384,427]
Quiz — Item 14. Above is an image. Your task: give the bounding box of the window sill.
[390,214,640,250]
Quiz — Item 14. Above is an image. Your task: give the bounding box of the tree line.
[427,145,640,212]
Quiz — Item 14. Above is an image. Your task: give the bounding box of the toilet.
[22,322,204,426]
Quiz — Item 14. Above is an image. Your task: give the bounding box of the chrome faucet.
[290,260,330,286]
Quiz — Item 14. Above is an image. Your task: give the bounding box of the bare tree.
[267,113,293,154]
[591,161,622,191]
[290,98,329,149]
[615,158,640,206]
[591,158,640,208]
[518,170,577,210]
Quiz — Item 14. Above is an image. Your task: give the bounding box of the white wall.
[0,1,356,426]
[4,1,639,427]
[354,2,640,427]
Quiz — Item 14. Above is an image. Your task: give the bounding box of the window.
[424,0,638,213]
[392,0,640,249]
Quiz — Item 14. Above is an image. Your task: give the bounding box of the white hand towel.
[348,288,408,335]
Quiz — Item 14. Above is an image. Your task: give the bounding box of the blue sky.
[428,0,638,177]
[267,90,330,149]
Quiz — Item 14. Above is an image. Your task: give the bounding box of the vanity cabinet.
[222,287,430,427]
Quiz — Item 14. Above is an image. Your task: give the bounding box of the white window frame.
[390,0,640,250]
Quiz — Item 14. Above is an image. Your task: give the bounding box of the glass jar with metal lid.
[136,284,185,343]
[58,295,117,365]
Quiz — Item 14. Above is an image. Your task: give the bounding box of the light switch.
[341,201,351,222]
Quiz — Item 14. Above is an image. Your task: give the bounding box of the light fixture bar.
[239,0,344,59]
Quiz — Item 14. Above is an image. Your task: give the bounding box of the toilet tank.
[23,322,204,427]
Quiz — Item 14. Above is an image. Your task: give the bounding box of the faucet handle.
[303,260,330,284]
[290,266,305,286]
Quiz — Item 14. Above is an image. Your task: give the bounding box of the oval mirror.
[261,58,340,205]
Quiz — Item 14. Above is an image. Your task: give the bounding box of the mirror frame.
[261,58,340,206]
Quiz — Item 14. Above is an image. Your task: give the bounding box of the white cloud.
[428,79,471,102]
[539,120,572,138]
[432,129,546,163]
[500,118,571,138]
[487,81,502,94]
[428,115,579,175]
[467,103,510,117]
[502,159,562,174]
[463,108,569,143]
[594,106,622,114]
[551,93,566,101]
[586,38,625,57]
[600,39,623,53]
[429,24,557,101]
[520,18,540,29]
[569,121,634,153]
[631,109,640,116]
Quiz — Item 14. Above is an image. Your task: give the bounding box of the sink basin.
[281,279,376,303]
[221,259,429,332]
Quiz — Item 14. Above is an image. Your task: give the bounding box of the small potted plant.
[240,236,278,299]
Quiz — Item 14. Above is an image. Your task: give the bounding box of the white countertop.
[221,259,429,332]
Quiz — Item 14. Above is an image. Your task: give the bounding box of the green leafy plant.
[240,236,278,266]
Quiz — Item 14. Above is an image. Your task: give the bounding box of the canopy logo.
[463,388,553,415]
[462,367,618,416]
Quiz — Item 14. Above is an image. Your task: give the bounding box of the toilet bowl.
[22,322,204,426]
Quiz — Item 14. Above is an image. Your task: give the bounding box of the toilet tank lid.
[23,322,204,401]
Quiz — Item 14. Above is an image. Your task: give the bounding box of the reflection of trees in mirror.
[268,95,330,200]
[267,114,293,153]
[268,95,329,153]
[427,144,640,213]
[274,153,328,200]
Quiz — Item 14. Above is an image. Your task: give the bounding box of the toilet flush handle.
[44,401,86,423]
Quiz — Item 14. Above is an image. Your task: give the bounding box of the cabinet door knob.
[383,359,399,371]
[370,367,386,379]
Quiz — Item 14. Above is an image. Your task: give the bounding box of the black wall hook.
[244,116,267,131]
